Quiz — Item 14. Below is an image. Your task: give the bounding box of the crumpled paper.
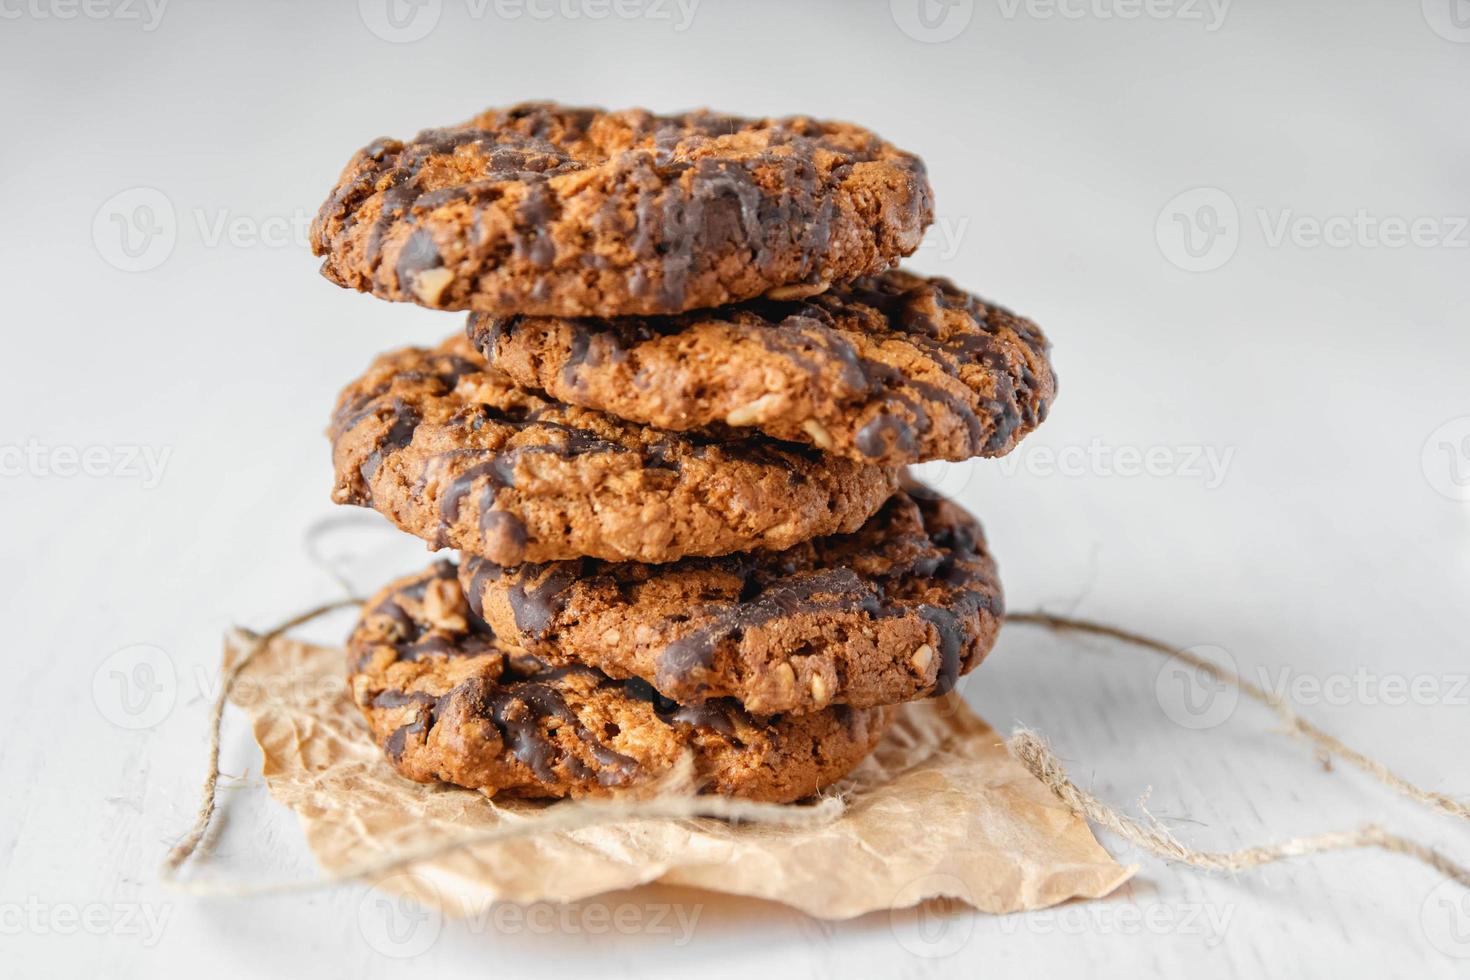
[226,628,1131,919]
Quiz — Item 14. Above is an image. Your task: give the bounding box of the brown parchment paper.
[226,629,1131,919]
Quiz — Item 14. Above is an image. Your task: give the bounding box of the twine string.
[1007,729,1470,887]
[1007,612,1470,823]
[169,788,844,898]
[160,597,366,878]
[1006,612,1469,889]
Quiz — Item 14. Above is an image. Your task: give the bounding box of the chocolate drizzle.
[915,606,963,697]
[602,138,854,312]
[394,229,442,286]
[358,399,421,486]
[464,559,503,619]
[338,125,584,277]
[782,274,1045,460]
[504,562,582,640]
[375,690,437,761]
[624,677,739,737]
[470,677,638,785]
[439,457,517,521]
[431,418,633,552]
[328,351,488,504]
[654,568,882,692]
[355,560,498,672]
[460,557,582,643]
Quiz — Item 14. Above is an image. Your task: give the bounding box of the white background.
[2,1,1468,976]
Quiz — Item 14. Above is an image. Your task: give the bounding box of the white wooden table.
[3,3,1467,977]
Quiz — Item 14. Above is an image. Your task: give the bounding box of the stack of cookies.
[310,103,1055,803]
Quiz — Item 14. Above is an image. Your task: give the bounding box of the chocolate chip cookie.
[310,102,933,317]
[349,561,892,801]
[458,489,1002,716]
[468,269,1054,465]
[329,334,898,565]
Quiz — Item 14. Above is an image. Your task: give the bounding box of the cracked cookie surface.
[459,489,1003,715]
[349,561,892,801]
[469,269,1054,465]
[310,102,933,317]
[329,334,898,565]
